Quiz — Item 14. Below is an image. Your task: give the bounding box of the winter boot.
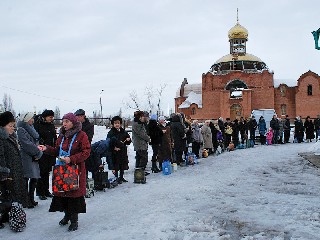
[29,178,38,206]
[59,212,71,226]
[68,213,78,231]
[151,160,160,173]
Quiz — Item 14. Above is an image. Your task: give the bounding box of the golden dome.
[228,22,248,40]
[214,53,263,64]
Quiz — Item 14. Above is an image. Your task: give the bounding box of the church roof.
[178,91,202,109]
[215,53,263,64]
[176,83,202,97]
[228,22,248,40]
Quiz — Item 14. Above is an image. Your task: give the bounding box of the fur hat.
[22,112,34,122]
[62,113,78,124]
[0,111,15,127]
[134,111,144,119]
[74,109,85,116]
[42,109,54,118]
[111,116,122,124]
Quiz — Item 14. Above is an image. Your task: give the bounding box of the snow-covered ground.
[2,126,320,239]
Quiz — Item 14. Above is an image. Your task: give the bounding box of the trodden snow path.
[2,141,320,240]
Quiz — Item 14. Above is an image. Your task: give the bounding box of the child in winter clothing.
[107,116,131,184]
[266,128,273,145]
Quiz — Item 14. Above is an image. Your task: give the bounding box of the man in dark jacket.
[283,115,291,143]
[270,115,280,144]
[34,110,57,200]
[247,116,257,143]
[314,115,320,141]
[74,109,94,143]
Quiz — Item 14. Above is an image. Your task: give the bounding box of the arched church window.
[191,107,196,115]
[281,104,287,115]
[225,79,248,98]
[307,85,313,95]
[280,86,286,97]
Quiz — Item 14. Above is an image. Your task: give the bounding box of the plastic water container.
[162,160,172,175]
[172,163,177,172]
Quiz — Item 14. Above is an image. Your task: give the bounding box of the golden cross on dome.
[237,8,239,23]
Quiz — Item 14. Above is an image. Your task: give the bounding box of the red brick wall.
[175,70,320,121]
[295,71,320,118]
[274,84,296,118]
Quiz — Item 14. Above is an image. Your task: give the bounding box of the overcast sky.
[0,0,319,117]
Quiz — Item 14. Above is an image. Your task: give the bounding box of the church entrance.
[230,104,242,120]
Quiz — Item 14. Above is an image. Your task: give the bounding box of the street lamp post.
[99,90,104,122]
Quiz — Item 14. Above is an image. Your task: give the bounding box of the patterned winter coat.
[17,121,43,179]
[0,127,29,206]
[45,122,91,198]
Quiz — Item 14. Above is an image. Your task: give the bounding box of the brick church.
[175,20,320,120]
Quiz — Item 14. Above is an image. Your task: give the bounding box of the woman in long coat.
[39,113,90,231]
[17,112,43,208]
[304,116,315,142]
[107,116,131,183]
[170,114,186,165]
[158,116,172,168]
[0,111,30,209]
[201,120,213,154]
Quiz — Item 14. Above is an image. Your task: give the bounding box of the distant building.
[175,20,320,120]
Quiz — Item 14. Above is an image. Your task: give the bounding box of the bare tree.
[123,90,141,111]
[156,84,167,117]
[123,84,167,115]
[2,93,13,112]
[54,106,61,124]
[145,86,155,114]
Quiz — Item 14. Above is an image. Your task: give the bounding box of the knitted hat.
[150,114,157,120]
[62,113,78,124]
[22,112,34,122]
[42,109,54,118]
[0,111,15,127]
[111,116,122,124]
[74,109,85,116]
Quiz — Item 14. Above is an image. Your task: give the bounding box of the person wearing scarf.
[0,111,30,215]
[17,112,43,208]
[39,113,90,231]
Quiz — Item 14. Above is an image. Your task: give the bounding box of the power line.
[0,84,98,105]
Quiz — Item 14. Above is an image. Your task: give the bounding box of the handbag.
[52,134,79,193]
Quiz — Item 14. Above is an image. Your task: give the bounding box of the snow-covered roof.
[178,91,202,109]
[176,83,202,97]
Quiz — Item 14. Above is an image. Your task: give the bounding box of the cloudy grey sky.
[0,0,319,117]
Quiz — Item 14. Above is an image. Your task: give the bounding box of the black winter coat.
[107,127,131,170]
[270,118,280,131]
[0,128,29,207]
[304,120,315,140]
[147,119,163,145]
[170,115,186,152]
[34,116,57,171]
[82,118,94,143]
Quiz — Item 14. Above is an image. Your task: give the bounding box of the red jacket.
[46,130,91,198]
